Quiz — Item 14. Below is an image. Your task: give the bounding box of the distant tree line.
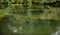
[0,0,60,9]
[0,0,60,5]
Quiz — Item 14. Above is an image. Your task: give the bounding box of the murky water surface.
[0,1,60,35]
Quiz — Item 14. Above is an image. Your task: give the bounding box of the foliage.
[0,13,9,21]
[0,0,60,35]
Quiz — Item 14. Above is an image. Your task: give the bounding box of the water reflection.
[51,26,60,35]
[0,1,60,35]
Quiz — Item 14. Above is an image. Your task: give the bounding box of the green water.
[0,0,60,35]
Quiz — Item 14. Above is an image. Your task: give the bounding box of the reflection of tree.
[0,0,60,35]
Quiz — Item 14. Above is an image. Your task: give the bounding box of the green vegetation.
[0,13,9,21]
[0,0,60,35]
